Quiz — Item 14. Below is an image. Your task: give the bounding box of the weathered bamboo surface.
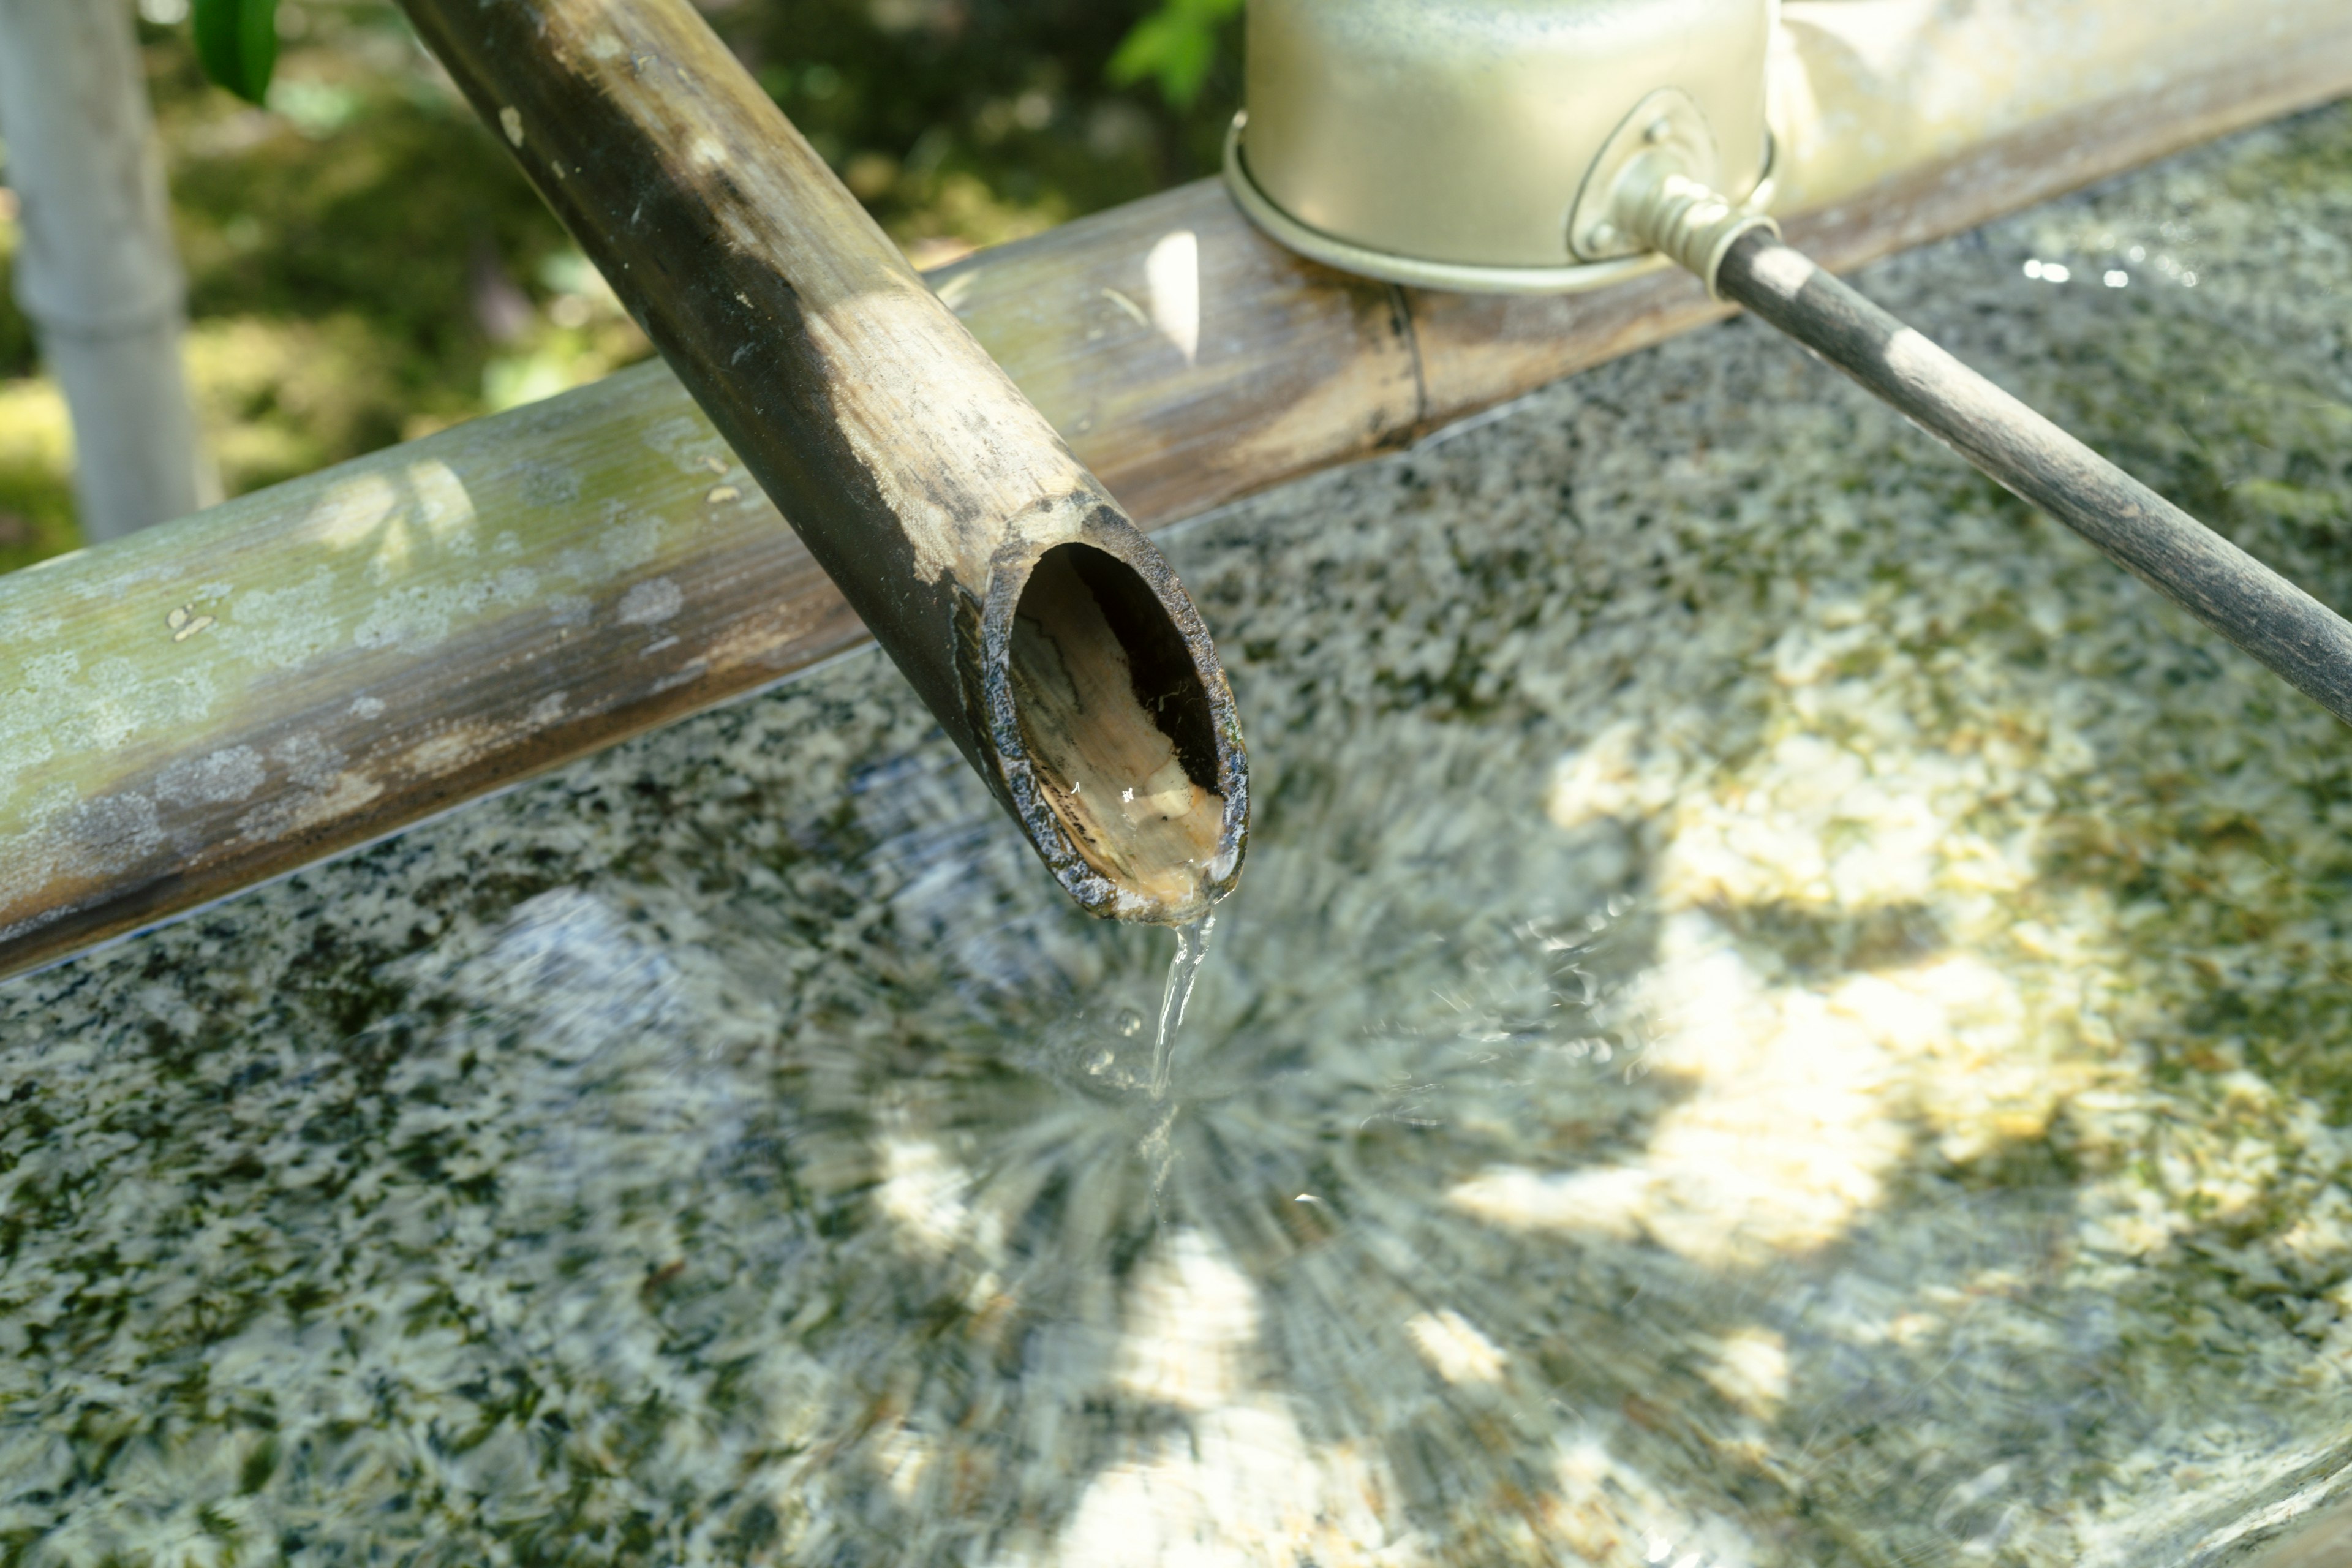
[2,0,2348,979]
[393,0,1245,924]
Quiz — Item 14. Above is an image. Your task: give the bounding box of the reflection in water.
[6,107,2352,1567]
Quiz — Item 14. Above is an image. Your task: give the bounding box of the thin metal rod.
[1714,228,2352,727]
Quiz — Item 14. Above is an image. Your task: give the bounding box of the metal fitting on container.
[1614,170,1778,298]
[1224,0,1774,295]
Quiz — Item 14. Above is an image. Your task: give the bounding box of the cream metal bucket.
[1226,0,1776,293]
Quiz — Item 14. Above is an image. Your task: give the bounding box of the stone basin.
[3,105,2350,1567]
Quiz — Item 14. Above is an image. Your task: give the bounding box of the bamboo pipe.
[393,0,1247,925]
[0,1,2347,984]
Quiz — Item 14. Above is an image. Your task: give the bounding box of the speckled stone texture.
[4,105,2351,1568]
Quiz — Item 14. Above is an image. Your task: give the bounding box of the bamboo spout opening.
[1008,543,1230,921]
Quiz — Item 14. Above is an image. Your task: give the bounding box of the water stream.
[1147,912,1215,1100]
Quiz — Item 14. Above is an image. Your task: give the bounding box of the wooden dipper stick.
[394,0,1247,922]
[1713,229,2352,727]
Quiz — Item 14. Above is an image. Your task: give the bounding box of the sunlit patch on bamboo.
[1144,228,1200,366]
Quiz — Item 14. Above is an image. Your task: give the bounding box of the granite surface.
[4,104,2352,1567]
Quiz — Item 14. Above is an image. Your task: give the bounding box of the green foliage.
[1107,0,1241,110]
[192,0,279,105]
[718,0,1237,258]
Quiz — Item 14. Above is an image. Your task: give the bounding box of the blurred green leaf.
[1107,0,1239,110]
[192,0,279,106]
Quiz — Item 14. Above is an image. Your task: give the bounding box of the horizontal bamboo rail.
[2,0,2348,980]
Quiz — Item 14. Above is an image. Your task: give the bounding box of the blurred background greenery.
[0,0,1240,573]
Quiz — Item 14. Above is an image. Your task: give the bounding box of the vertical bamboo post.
[0,0,214,541]
[391,0,1247,924]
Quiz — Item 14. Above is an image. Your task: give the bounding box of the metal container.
[1227,0,1775,292]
